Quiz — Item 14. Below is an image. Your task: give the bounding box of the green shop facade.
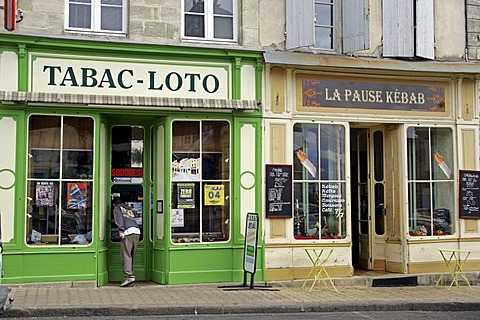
[0,34,263,286]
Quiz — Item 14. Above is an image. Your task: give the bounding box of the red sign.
[111,168,143,177]
[4,0,16,31]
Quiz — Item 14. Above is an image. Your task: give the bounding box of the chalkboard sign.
[459,170,480,219]
[266,164,292,218]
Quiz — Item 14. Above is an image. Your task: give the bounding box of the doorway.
[351,126,387,271]
[105,121,157,283]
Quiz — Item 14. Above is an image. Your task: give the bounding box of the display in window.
[35,182,55,207]
[434,152,452,179]
[204,184,224,206]
[171,209,185,228]
[111,125,144,183]
[66,182,87,209]
[171,120,230,244]
[125,201,143,226]
[320,182,345,239]
[409,208,451,236]
[172,155,200,180]
[177,183,195,208]
[295,148,317,178]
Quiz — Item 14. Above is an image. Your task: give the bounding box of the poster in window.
[67,182,87,209]
[36,182,54,207]
[178,183,195,208]
[172,156,200,181]
[171,209,185,227]
[204,184,224,206]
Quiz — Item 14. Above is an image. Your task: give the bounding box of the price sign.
[265,164,292,218]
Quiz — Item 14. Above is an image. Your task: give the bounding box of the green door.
[106,121,155,283]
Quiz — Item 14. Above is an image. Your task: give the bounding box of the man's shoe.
[120,277,135,287]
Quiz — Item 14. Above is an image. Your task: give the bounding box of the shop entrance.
[105,120,158,283]
[351,125,387,271]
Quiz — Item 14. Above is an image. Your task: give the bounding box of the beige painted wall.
[435,0,466,59]
[2,1,467,60]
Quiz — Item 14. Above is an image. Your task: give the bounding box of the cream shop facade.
[262,52,480,281]
[0,34,263,286]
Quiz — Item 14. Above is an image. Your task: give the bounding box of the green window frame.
[170,120,231,244]
[26,115,94,246]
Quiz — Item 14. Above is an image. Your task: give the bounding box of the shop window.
[26,115,94,246]
[407,127,455,237]
[183,0,237,42]
[293,123,346,240]
[65,0,127,34]
[171,120,230,243]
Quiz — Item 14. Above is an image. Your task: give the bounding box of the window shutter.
[343,0,369,53]
[416,0,434,59]
[285,0,314,50]
[382,0,414,57]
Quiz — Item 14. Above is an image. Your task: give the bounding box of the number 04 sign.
[204,184,225,206]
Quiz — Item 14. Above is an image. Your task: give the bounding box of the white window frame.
[313,0,337,51]
[64,0,128,35]
[405,125,456,238]
[181,0,238,43]
[292,122,348,241]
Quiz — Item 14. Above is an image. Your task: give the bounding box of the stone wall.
[1,0,261,49]
[467,0,480,61]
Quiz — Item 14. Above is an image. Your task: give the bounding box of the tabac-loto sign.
[30,54,230,99]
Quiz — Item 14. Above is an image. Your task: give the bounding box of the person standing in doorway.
[112,196,141,287]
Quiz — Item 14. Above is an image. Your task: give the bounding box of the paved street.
[2,278,480,318]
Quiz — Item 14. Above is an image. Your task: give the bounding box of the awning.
[264,51,480,74]
[0,91,258,110]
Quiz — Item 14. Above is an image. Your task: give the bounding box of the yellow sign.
[204,184,224,206]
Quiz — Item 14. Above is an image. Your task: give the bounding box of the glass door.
[107,124,151,282]
[354,128,386,270]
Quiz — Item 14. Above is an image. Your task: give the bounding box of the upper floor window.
[183,0,237,42]
[383,0,434,59]
[314,0,335,50]
[65,0,127,34]
[286,0,368,53]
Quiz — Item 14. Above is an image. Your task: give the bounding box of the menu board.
[459,170,480,219]
[320,182,346,218]
[266,164,292,218]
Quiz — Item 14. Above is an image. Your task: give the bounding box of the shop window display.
[26,115,94,245]
[170,120,230,243]
[293,123,347,240]
[407,127,455,236]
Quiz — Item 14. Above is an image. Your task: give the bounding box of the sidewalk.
[3,275,480,318]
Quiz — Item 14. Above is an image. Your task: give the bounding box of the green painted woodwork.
[0,33,263,286]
